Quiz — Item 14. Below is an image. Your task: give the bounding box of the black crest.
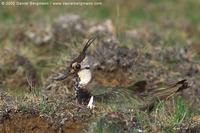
[72,36,96,64]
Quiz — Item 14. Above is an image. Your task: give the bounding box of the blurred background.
[0,0,200,132]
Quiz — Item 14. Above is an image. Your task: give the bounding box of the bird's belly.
[78,69,92,87]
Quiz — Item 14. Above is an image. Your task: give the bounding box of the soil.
[0,111,55,133]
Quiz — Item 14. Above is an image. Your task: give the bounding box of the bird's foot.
[87,96,95,109]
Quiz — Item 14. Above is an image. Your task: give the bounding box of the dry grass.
[0,0,200,132]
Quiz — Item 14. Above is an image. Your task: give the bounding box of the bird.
[54,37,190,110]
[54,37,96,105]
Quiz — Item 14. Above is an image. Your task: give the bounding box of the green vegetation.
[0,0,200,132]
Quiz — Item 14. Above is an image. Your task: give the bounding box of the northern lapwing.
[54,37,96,107]
[54,37,190,110]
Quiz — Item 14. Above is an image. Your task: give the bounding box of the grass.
[38,96,49,113]
[0,0,200,132]
[91,117,119,133]
[149,97,191,132]
[90,96,192,132]
[170,97,189,127]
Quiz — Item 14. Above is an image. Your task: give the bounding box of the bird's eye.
[72,62,81,70]
[76,64,81,69]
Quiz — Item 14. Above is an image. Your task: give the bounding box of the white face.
[79,56,92,87]
[78,69,92,87]
[71,56,92,87]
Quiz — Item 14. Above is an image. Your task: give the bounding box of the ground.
[0,0,200,133]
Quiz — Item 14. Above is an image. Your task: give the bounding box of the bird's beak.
[53,67,74,81]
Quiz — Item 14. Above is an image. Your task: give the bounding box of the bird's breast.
[78,69,92,87]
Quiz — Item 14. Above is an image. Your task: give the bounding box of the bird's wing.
[90,85,146,111]
[126,80,147,93]
[90,79,189,111]
[144,79,189,100]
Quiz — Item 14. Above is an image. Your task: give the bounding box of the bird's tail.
[139,79,190,111]
[147,79,190,100]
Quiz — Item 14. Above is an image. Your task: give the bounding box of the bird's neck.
[74,72,91,103]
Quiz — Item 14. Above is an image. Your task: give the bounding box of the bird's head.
[54,37,96,81]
